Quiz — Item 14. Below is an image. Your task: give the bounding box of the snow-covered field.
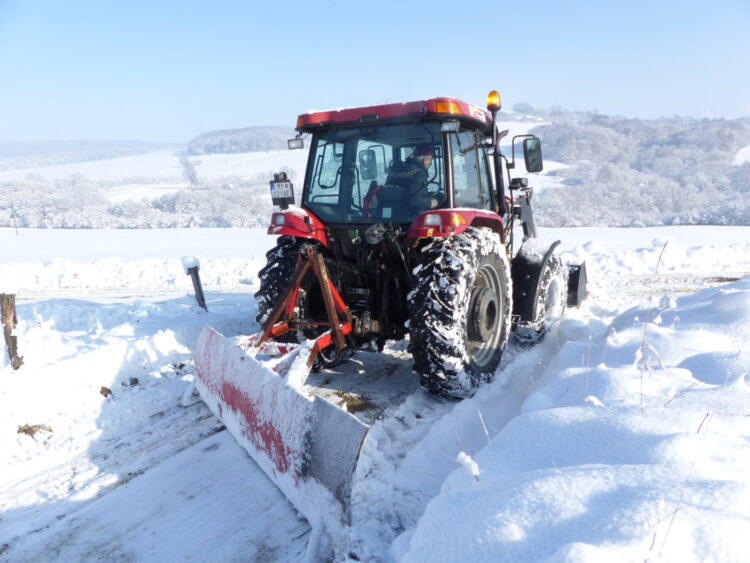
[0,149,310,203]
[0,118,563,207]
[733,144,750,166]
[2,225,750,562]
[0,149,310,185]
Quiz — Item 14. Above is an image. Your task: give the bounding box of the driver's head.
[412,144,434,169]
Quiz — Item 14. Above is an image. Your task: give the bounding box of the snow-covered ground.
[0,149,310,203]
[2,225,750,562]
[0,120,565,209]
[733,144,750,165]
[0,150,310,184]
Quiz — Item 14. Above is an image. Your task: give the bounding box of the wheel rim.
[466,262,504,369]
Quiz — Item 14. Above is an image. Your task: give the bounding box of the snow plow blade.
[194,326,368,532]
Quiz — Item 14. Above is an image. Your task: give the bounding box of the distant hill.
[0,140,180,171]
[520,106,750,226]
[188,126,296,155]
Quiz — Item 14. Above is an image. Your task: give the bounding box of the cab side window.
[355,139,393,207]
[476,132,493,210]
[450,130,487,208]
[309,139,345,205]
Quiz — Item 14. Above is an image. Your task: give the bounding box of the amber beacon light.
[486,90,502,112]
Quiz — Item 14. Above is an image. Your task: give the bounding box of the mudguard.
[511,239,562,322]
[512,239,588,321]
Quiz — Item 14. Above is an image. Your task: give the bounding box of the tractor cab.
[287,97,508,228]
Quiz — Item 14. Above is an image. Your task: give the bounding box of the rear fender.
[511,239,561,321]
[406,209,504,241]
[267,207,329,247]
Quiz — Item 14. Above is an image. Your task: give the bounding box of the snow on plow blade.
[194,326,368,532]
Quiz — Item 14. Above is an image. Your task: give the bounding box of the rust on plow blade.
[194,326,369,533]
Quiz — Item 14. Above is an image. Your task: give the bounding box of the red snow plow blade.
[194,327,368,529]
[193,245,367,531]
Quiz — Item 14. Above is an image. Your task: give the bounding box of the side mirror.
[359,149,378,180]
[523,138,543,173]
[288,138,304,150]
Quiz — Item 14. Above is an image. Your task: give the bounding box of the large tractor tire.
[409,227,512,398]
[511,240,568,344]
[254,235,302,326]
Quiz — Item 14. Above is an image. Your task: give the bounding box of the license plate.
[270,181,293,199]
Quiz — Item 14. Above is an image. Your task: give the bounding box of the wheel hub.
[468,287,498,343]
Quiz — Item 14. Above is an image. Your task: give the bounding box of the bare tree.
[180,156,199,186]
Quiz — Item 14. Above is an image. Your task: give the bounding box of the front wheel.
[511,241,568,343]
[409,228,512,398]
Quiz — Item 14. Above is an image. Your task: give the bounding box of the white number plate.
[270,181,293,198]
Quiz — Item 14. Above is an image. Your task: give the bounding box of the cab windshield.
[302,122,445,224]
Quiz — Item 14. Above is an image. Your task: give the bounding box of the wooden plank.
[1,293,23,370]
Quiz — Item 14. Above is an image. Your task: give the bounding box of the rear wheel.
[512,244,568,344]
[254,236,301,326]
[409,228,512,398]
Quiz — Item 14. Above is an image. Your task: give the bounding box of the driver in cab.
[372,144,443,214]
[385,143,433,197]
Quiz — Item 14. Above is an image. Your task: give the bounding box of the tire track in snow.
[0,400,223,551]
[337,336,565,560]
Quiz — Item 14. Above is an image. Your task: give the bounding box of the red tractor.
[253,91,586,398]
[192,91,586,538]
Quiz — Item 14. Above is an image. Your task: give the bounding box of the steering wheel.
[412,180,442,198]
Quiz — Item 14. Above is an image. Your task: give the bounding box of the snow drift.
[2,227,750,561]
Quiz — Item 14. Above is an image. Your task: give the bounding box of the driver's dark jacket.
[383,158,428,204]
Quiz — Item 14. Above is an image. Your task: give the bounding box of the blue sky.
[1,0,748,142]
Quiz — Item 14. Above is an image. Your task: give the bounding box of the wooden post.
[1,294,23,370]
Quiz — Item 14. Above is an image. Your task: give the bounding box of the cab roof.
[296,97,491,132]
